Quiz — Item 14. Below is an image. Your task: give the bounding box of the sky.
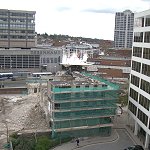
[1,0,150,40]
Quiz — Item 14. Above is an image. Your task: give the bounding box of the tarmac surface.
[52,112,146,150]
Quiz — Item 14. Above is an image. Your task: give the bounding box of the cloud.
[82,8,116,14]
[56,7,71,12]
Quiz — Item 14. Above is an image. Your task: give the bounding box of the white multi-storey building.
[0,9,36,48]
[114,10,134,48]
[128,9,150,148]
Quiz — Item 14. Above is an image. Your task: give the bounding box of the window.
[76,86,80,88]
[142,63,150,77]
[130,74,140,87]
[140,79,150,94]
[139,94,149,110]
[132,61,141,73]
[138,109,148,126]
[133,47,142,57]
[129,88,138,101]
[43,58,45,64]
[128,101,137,116]
[50,58,53,63]
[54,58,57,63]
[54,103,60,109]
[143,48,150,60]
[134,18,144,27]
[144,32,150,43]
[134,32,143,42]
[145,17,150,27]
[47,58,50,63]
[58,56,60,63]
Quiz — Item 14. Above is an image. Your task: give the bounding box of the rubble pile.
[0,95,48,132]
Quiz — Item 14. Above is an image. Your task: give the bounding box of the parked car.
[124,145,144,150]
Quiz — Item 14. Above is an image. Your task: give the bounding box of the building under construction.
[47,71,119,138]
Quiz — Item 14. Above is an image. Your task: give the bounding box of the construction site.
[48,71,119,139]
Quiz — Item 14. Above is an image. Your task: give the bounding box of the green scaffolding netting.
[51,73,119,138]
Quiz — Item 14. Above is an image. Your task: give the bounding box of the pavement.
[52,111,146,150]
[52,129,119,150]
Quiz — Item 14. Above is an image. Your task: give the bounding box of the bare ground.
[0,94,48,148]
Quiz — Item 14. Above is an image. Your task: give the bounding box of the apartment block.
[128,9,150,148]
[114,10,134,48]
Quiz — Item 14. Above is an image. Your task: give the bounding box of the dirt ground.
[0,94,48,143]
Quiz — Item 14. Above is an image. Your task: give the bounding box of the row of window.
[134,32,150,43]
[0,13,34,18]
[134,17,150,27]
[0,29,34,34]
[10,12,34,17]
[54,91,117,101]
[54,100,115,110]
[0,35,35,39]
[41,57,60,64]
[0,24,34,28]
[115,26,133,30]
[129,93,150,111]
[132,60,150,76]
[0,55,40,68]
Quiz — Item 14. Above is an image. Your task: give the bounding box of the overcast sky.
[1,0,150,40]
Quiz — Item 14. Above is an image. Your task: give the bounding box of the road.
[0,79,26,88]
[77,129,135,150]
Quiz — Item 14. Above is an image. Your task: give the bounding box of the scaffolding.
[49,72,119,138]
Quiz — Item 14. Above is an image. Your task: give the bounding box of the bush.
[11,134,72,150]
[35,136,52,150]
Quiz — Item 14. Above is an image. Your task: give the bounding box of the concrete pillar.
[134,121,138,136]
[144,133,150,148]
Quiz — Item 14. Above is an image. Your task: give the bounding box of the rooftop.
[50,72,119,92]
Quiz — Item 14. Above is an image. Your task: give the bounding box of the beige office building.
[0,9,36,48]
